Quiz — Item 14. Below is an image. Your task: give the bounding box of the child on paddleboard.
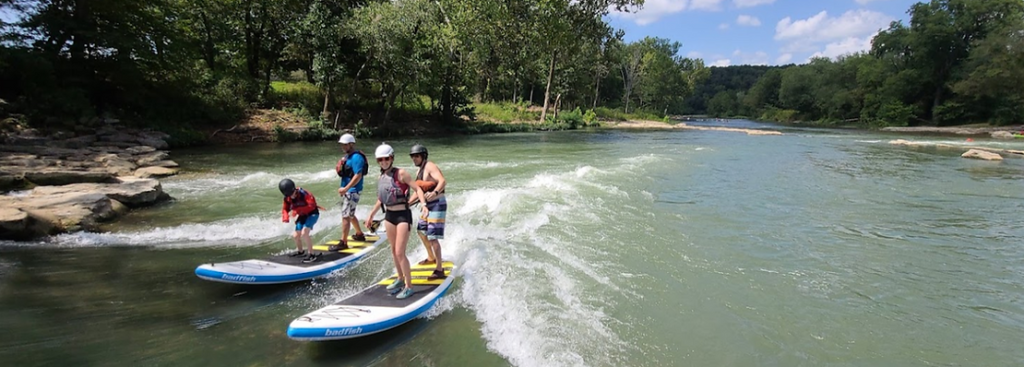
[279,178,324,263]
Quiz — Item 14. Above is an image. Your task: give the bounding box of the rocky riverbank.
[1,123,178,240]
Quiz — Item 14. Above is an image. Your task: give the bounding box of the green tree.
[707,90,736,117]
[743,68,782,113]
[536,0,644,122]
[873,0,1024,125]
[778,63,817,115]
[347,0,437,125]
[300,0,349,118]
[952,18,1024,125]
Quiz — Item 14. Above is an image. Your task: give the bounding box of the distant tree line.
[685,0,1024,127]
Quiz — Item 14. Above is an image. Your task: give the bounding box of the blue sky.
[606,0,920,66]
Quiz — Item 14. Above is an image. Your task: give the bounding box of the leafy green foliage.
[272,125,298,142]
[299,119,340,141]
[353,120,372,139]
[0,0,688,136]
[472,102,541,123]
[270,82,322,112]
[583,109,598,124]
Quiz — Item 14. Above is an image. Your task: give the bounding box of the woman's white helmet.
[374,143,394,158]
[338,133,356,144]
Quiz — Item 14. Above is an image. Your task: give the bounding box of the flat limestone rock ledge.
[134,166,180,178]
[0,147,181,190]
[889,139,1022,159]
[0,128,179,192]
[675,123,783,135]
[0,177,171,240]
[604,120,783,135]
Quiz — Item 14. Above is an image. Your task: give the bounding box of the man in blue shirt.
[335,133,368,247]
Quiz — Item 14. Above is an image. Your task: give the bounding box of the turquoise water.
[2,121,1024,366]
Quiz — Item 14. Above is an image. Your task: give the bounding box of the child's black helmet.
[279,178,296,196]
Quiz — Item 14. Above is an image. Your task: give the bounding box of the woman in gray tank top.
[364,143,428,300]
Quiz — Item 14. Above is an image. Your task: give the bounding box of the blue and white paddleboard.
[287,261,456,340]
[194,231,386,285]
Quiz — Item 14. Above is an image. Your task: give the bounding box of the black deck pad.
[337,285,439,308]
[265,252,350,267]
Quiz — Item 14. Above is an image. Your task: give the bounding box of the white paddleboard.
[287,261,456,340]
[195,232,385,285]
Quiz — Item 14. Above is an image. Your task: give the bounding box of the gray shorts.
[340,192,360,217]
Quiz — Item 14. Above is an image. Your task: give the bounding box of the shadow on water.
[303,317,434,367]
[0,244,329,365]
[189,282,308,330]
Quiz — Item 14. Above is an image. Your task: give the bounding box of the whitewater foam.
[423,159,667,367]
[444,161,519,170]
[3,190,31,198]
[163,169,338,197]
[22,206,357,249]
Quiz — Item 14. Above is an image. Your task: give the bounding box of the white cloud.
[776,11,827,40]
[808,36,874,59]
[776,53,793,64]
[775,10,892,42]
[687,51,703,59]
[774,10,891,61]
[719,23,730,30]
[690,0,724,11]
[711,59,732,67]
[733,0,775,8]
[610,0,688,26]
[736,14,761,26]
[610,0,721,26]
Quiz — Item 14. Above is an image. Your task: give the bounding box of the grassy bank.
[251,82,674,143]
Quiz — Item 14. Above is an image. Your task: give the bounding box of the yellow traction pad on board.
[377,262,454,286]
[411,261,454,271]
[312,235,379,252]
[312,244,369,252]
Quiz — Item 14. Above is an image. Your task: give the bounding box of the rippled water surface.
[2,121,1024,366]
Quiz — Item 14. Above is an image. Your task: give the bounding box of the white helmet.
[374,143,394,158]
[338,133,356,144]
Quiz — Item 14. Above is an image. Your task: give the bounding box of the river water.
[2,121,1024,366]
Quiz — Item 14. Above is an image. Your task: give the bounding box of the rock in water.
[961,149,1003,161]
[0,173,25,192]
[23,170,116,186]
[991,131,1015,139]
[1,127,177,240]
[0,207,34,240]
[134,166,179,178]
[9,192,117,233]
[30,177,170,207]
[0,177,170,239]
